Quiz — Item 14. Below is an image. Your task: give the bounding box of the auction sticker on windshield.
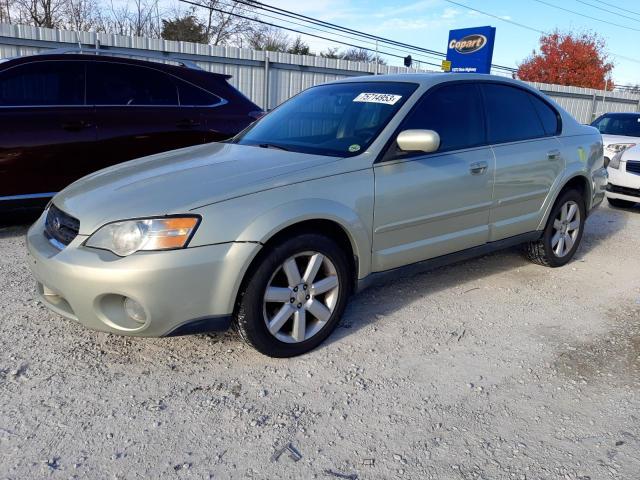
[353,93,402,105]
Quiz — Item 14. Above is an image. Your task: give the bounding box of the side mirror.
[396,129,440,153]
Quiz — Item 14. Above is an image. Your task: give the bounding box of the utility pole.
[375,40,378,75]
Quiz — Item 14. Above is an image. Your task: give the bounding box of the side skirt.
[357,231,542,293]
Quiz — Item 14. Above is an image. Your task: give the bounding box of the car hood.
[602,134,640,148]
[54,143,343,235]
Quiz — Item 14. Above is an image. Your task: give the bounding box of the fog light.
[123,297,147,324]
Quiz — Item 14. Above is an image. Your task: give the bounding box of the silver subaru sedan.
[26,73,606,357]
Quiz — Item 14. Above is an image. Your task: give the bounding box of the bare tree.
[0,0,14,23]
[13,0,66,27]
[102,0,161,37]
[245,25,290,52]
[64,0,102,32]
[196,0,253,46]
[340,47,386,64]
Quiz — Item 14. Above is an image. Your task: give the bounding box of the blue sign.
[446,26,496,74]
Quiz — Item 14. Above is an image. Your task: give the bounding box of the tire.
[607,197,636,209]
[234,233,352,357]
[524,189,586,267]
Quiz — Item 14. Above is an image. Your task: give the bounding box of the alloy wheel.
[551,200,581,258]
[263,251,340,344]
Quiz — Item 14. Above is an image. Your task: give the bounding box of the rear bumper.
[26,212,260,337]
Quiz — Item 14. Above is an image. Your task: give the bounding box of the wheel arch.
[234,199,372,294]
[537,173,592,230]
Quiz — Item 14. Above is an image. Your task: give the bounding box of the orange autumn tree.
[517,31,614,90]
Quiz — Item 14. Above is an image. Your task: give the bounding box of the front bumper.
[26,213,261,337]
[606,165,640,202]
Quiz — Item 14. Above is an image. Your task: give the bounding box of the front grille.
[626,160,640,176]
[45,204,80,247]
[606,183,640,198]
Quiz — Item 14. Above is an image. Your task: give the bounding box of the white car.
[606,143,640,208]
[591,112,640,167]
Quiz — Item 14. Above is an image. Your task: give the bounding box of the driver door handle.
[469,161,488,175]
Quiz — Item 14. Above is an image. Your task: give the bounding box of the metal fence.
[1,22,639,123]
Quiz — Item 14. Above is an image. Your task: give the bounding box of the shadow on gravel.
[324,205,628,348]
[0,211,39,232]
[554,306,640,385]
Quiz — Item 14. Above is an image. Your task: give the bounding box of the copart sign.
[445,26,496,74]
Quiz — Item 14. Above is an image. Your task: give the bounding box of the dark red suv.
[0,52,262,213]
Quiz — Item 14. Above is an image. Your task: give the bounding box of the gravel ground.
[1,203,639,480]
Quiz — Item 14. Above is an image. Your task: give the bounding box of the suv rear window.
[0,61,85,106]
[88,62,178,106]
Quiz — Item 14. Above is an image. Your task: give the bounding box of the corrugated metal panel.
[1,22,639,118]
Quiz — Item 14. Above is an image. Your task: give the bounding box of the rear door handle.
[469,161,488,175]
[547,149,561,160]
[176,118,201,129]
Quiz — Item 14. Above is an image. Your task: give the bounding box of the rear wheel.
[607,197,636,209]
[524,189,586,267]
[234,233,351,357]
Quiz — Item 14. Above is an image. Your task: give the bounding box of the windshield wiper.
[258,143,290,151]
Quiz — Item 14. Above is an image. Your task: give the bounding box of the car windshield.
[234,81,418,157]
[591,114,640,137]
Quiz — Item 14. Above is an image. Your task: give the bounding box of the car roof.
[327,72,532,89]
[0,53,231,80]
[597,112,640,117]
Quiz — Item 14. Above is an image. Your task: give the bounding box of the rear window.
[0,61,84,106]
[88,62,178,106]
[482,84,546,144]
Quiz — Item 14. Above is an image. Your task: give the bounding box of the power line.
[590,0,640,18]
[229,0,518,72]
[179,0,444,67]
[572,0,640,21]
[443,0,640,65]
[443,0,543,34]
[531,0,640,32]
[216,0,444,64]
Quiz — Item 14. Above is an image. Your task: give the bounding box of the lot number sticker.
[353,93,402,105]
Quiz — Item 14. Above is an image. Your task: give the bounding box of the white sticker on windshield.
[353,93,402,105]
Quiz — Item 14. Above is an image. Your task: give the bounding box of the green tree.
[287,36,311,55]
[161,15,207,43]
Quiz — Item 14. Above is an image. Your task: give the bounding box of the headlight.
[606,143,635,154]
[609,151,623,169]
[85,216,200,257]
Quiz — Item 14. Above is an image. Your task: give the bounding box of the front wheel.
[234,233,351,357]
[524,189,586,267]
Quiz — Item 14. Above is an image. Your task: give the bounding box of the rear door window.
[0,61,85,106]
[399,83,485,152]
[88,62,178,106]
[482,84,546,144]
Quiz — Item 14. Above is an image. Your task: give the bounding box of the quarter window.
[529,94,559,135]
[399,83,485,152]
[481,84,546,143]
[0,61,85,106]
[178,81,221,106]
[88,62,178,106]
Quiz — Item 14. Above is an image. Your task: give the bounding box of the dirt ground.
[1,202,639,479]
